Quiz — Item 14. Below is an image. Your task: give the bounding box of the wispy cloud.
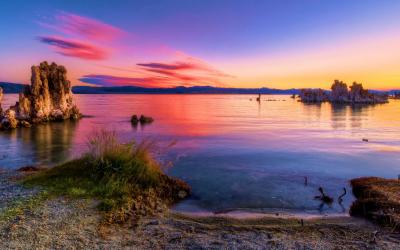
[38,36,109,60]
[39,11,125,41]
[137,62,197,71]
[37,12,125,60]
[84,57,232,87]
[37,12,232,86]
[79,74,167,88]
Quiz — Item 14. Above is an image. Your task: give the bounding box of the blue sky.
[1,0,400,89]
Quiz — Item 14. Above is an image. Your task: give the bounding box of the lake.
[1,94,399,216]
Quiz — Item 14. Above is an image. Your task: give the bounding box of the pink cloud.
[80,74,172,88]
[40,11,125,41]
[135,58,232,86]
[38,36,109,60]
[137,62,196,70]
[36,12,233,84]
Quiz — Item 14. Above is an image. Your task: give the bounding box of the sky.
[0,0,399,90]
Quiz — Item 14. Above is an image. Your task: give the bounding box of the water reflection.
[0,94,399,215]
[0,119,78,167]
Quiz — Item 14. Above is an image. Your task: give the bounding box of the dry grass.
[350,177,400,231]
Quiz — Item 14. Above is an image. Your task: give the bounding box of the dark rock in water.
[299,88,329,103]
[139,115,154,124]
[131,115,139,125]
[20,120,31,128]
[300,80,388,104]
[0,61,81,130]
[17,165,45,172]
[1,109,18,129]
[131,114,154,125]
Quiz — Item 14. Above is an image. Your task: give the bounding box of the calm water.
[1,94,400,215]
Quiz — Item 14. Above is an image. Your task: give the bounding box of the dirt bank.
[1,196,400,249]
[351,177,400,231]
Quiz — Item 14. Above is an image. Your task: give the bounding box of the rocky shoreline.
[1,168,400,249]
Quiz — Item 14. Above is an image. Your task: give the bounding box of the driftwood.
[338,187,347,204]
[314,187,333,204]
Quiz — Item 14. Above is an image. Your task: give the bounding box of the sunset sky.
[0,0,399,90]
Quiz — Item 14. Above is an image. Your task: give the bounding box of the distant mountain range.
[71,85,301,94]
[0,82,27,93]
[1,82,399,95]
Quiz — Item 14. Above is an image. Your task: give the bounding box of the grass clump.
[350,177,400,231]
[23,130,190,224]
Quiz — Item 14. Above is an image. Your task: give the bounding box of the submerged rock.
[17,165,46,172]
[0,61,81,130]
[131,114,154,125]
[131,115,139,125]
[139,115,154,124]
[300,80,388,104]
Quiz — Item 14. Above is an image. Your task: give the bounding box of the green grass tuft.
[22,129,190,223]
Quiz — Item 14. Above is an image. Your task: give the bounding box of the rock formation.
[330,80,349,103]
[299,88,329,103]
[0,87,3,114]
[0,61,81,130]
[300,80,388,104]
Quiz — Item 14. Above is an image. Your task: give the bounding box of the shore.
[1,169,400,249]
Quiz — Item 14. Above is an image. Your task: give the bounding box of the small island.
[0,61,80,130]
[299,80,388,104]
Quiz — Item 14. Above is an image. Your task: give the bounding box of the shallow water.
[1,94,399,215]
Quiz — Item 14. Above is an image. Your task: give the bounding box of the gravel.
[1,169,399,249]
[0,169,39,214]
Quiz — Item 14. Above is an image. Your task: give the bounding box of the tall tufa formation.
[300,80,388,104]
[330,80,349,103]
[0,61,81,130]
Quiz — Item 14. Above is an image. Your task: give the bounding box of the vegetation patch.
[23,130,190,224]
[350,177,400,231]
[0,191,49,222]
